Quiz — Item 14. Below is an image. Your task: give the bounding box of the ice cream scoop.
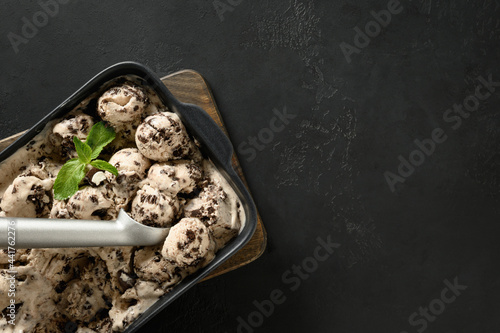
[162,217,215,267]
[135,112,198,162]
[0,209,169,249]
[97,84,148,127]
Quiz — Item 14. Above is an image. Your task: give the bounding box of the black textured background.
[1,1,499,332]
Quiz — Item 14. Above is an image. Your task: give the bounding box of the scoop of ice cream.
[135,113,197,162]
[49,199,69,219]
[26,249,96,294]
[94,247,136,293]
[106,148,151,198]
[3,265,61,333]
[130,185,180,227]
[54,253,110,323]
[109,148,151,179]
[108,280,165,332]
[98,84,148,127]
[146,160,202,195]
[184,182,241,251]
[0,248,30,266]
[64,186,115,220]
[58,279,107,322]
[161,218,215,267]
[0,176,53,218]
[20,158,60,180]
[49,113,94,159]
[134,246,183,287]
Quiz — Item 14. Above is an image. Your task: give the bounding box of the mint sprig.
[90,160,118,174]
[86,121,116,160]
[53,159,86,200]
[74,137,92,164]
[53,121,118,200]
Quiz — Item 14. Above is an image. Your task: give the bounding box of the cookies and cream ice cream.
[135,113,198,162]
[145,160,203,195]
[162,217,215,267]
[130,184,181,228]
[49,112,94,159]
[185,161,243,251]
[107,148,151,198]
[0,175,53,218]
[0,76,245,332]
[97,84,148,128]
[58,185,116,220]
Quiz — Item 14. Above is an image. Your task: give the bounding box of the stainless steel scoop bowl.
[0,209,169,248]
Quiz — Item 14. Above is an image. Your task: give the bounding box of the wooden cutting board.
[0,70,267,281]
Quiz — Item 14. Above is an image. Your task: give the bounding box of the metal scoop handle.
[0,209,169,249]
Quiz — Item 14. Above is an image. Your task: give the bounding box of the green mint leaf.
[73,137,92,164]
[53,159,86,200]
[91,159,118,176]
[85,121,116,160]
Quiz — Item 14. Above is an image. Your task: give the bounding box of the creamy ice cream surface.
[185,160,244,251]
[0,76,245,332]
[145,160,203,195]
[97,84,148,128]
[135,112,199,162]
[106,148,151,198]
[162,217,215,267]
[0,175,53,218]
[130,184,181,228]
[49,112,94,159]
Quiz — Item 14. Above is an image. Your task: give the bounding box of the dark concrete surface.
[1,0,499,332]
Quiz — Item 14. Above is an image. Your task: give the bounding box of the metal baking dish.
[0,61,258,332]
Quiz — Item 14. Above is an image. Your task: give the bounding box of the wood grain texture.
[0,70,267,281]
